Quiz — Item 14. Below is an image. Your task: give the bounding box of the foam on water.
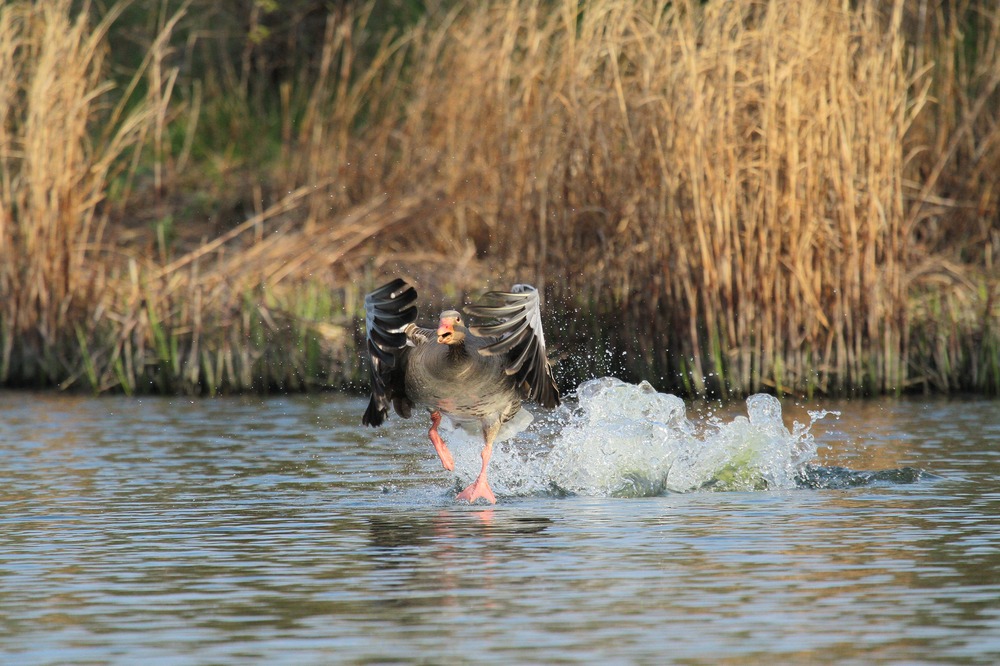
[440,377,840,497]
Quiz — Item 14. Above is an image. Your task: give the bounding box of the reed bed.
[0,0,175,386]
[1,0,998,397]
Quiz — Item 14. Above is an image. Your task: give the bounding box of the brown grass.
[320,0,937,396]
[0,0,170,383]
[1,0,998,397]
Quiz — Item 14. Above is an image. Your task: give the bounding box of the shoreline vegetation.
[1,0,998,399]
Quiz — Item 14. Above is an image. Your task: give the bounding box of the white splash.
[441,377,835,497]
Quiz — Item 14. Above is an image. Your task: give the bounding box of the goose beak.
[437,319,455,344]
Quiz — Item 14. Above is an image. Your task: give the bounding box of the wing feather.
[472,317,530,355]
[363,279,419,426]
[465,284,560,408]
[406,325,436,345]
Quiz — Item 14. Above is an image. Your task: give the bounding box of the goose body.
[362,279,560,503]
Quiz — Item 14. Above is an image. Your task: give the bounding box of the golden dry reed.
[0,0,997,396]
[1,1,149,382]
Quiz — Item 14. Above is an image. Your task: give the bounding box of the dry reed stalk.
[0,0,181,385]
[3,0,997,395]
[894,0,1000,393]
[115,0,949,396]
[904,1,1000,265]
[325,0,927,396]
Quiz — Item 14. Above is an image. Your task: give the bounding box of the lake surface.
[1,378,998,664]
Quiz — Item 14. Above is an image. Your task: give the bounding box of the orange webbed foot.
[456,477,497,505]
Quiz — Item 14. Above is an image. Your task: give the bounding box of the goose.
[362,278,560,503]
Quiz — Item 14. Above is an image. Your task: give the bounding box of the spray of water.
[439,377,842,498]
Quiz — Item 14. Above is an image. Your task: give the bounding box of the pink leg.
[456,424,499,505]
[429,411,454,471]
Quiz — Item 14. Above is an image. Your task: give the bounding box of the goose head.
[436,310,466,345]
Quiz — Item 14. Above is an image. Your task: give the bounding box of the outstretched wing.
[363,278,418,426]
[465,284,560,408]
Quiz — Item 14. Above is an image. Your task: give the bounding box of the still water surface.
[1,380,999,664]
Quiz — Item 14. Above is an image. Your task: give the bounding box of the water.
[1,379,998,664]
